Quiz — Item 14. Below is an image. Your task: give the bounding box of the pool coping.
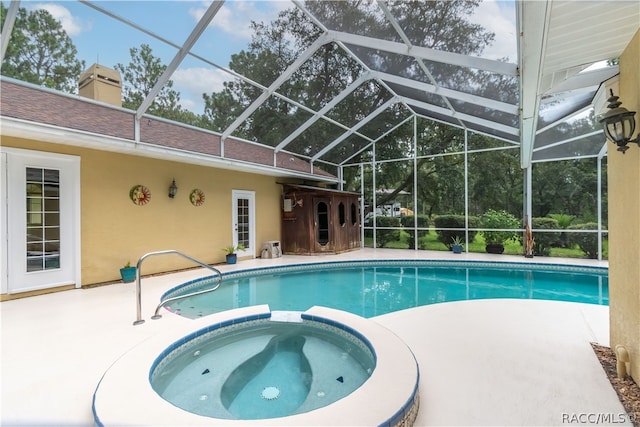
[92,305,420,426]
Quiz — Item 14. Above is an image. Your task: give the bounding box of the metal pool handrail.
[133,250,222,325]
[150,277,222,321]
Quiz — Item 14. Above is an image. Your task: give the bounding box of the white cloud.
[469,0,517,61]
[31,3,90,36]
[189,0,290,40]
[172,66,230,113]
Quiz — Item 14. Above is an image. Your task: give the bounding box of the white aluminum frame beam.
[328,30,518,76]
[371,71,518,115]
[82,0,279,106]
[535,105,593,136]
[0,0,20,62]
[532,129,603,153]
[518,0,551,168]
[135,1,225,121]
[402,98,519,136]
[273,72,371,153]
[543,65,619,96]
[222,33,330,140]
[81,0,177,49]
[290,0,519,162]
[311,98,397,161]
[340,115,414,165]
[376,0,465,129]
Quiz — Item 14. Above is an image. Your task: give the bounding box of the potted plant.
[119,261,137,283]
[222,244,245,264]
[480,209,519,254]
[451,235,464,254]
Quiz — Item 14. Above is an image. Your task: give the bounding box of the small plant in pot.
[120,261,137,283]
[223,244,245,264]
[480,209,519,254]
[451,235,464,254]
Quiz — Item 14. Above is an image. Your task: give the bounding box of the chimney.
[78,64,122,107]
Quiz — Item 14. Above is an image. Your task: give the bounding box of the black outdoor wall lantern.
[598,89,639,154]
[168,179,178,198]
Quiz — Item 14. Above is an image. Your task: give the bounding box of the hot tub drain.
[261,386,280,400]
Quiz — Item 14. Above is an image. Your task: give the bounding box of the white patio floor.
[1,249,629,426]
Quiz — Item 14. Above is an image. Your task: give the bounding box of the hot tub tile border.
[301,313,377,364]
[149,310,379,389]
[149,312,271,382]
[385,372,420,427]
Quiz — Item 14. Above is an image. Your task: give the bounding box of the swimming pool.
[161,260,608,319]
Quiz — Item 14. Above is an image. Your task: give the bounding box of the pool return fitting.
[133,250,222,325]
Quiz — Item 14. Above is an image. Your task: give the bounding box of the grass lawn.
[365,229,607,259]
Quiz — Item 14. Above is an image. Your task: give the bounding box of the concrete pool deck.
[1,248,629,426]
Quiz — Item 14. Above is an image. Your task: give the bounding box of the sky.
[7,1,517,115]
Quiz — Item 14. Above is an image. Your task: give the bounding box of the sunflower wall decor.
[190,189,205,206]
[129,185,151,206]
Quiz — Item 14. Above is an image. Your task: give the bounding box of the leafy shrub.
[549,213,575,228]
[567,223,599,259]
[400,215,430,249]
[549,213,575,247]
[433,215,478,247]
[531,217,560,256]
[479,210,519,245]
[373,216,402,248]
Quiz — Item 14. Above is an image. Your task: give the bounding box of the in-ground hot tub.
[93,306,420,426]
[151,312,375,419]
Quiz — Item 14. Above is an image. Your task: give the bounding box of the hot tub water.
[151,317,375,420]
[221,334,311,419]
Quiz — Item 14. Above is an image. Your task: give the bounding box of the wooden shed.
[281,184,361,255]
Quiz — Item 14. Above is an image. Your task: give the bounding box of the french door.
[232,190,255,258]
[1,148,80,294]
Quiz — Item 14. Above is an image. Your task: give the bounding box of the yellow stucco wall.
[609,28,640,383]
[2,136,283,285]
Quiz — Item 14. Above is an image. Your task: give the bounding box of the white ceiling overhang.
[519,0,639,167]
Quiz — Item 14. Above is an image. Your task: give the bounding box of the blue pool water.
[164,261,608,319]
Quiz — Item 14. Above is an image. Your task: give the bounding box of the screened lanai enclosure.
[2,0,639,260]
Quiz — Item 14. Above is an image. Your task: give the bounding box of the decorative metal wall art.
[130,185,151,205]
[190,189,205,206]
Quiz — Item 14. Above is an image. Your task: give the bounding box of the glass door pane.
[236,198,250,250]
[26,167,60,272]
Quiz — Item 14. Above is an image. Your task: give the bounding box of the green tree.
[114,44,202,125]
[532,157,605,221]
[202,1,496,148]
[0,3,85,92]
[468,148,522,216]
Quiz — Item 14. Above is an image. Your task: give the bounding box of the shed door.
[314,197,333,251]
[1,148,80,294]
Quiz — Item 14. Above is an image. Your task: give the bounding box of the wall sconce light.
[598,90,639,154]
[168,179,178,198]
